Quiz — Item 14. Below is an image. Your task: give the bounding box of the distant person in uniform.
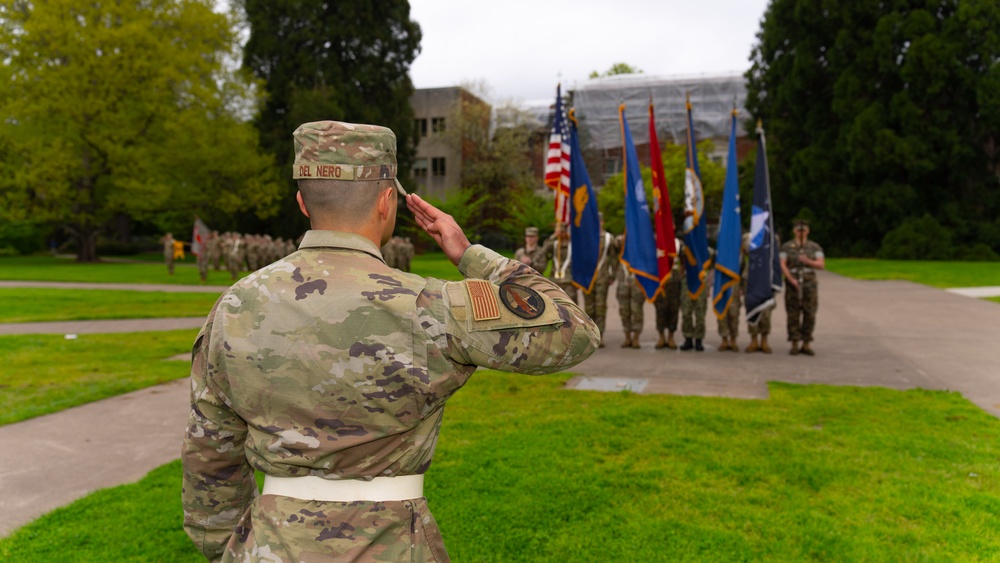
[160,232,175,275]
[181,120,600,562]
[545,222,578,304]
[583,214,615,347]
[654,238,683,350]
[515,226,548,274]
[613,233,644,348]
[680,251,711,352]
[781,220,825,355]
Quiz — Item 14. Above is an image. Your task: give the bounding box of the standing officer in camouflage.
[780,220,825,355]
[679,254,710,352]
[181,120,600,562]
[583,214,615,347]
[545,222,578,304]
[613,233,644,348]
[160,232,175,275]
[515,226,548,275]
[654,238,683,350]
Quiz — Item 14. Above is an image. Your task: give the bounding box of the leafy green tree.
[589,63,644,79]
[746,0,1000,257]
[598,141,724,237]
[0,0,280,261]
[239,0,421,237]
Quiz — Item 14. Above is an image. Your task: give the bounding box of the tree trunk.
[115,213,132,244]
[72,226,100,262]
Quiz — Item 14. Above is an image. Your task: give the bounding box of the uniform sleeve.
[181,306,255,561]
[441,245,599,374]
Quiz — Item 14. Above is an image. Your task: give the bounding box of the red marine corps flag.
[649,101,677,293]
[545,84,571,224]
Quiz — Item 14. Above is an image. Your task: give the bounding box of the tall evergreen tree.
[746,0,1000,257]
[240,1,422,237]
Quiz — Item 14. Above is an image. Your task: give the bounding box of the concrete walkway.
[947,286,1000,298]
[1,272,999,537]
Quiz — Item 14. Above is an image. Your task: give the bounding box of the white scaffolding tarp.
[570,72,748,150]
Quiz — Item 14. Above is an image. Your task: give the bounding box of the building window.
[432,157,446,177]
[414,118,428,138]
[413,158,428,178]
[431,117,445,134]
[603,158,621,176]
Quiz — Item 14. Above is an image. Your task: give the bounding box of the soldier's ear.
[296,191,310,218]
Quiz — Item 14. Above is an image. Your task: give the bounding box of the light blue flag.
[682,96,711,299]
[619,105,660,301]
[568,110,600,293]
[713,110,742,319]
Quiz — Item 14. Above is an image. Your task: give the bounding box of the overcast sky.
[408,0,772,105]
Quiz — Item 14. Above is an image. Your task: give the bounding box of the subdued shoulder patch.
[498,282,545,320]
[464,279,500,321]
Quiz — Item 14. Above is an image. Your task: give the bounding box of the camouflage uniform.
[680,270,709,341]
[196,245,209,282]
[545,229,578,304]
[781,239,824,343]
[161,234,175,275]
[225,233,245,280]
[613,235,644,345]
[583,230,616,337]
[182,120,600,563]
[399,237,414,272]
[380,238,398,269]
[654,258,682,342]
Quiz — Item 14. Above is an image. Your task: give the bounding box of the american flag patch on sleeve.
[464,279,501,321]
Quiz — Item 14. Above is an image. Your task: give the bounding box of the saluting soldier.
[181,120,600,562]
[515,226,548,274]
[780,219,825,355]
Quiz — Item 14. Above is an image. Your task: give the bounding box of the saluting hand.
[405,194,471,265]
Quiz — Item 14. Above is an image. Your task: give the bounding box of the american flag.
[544,84,571,224]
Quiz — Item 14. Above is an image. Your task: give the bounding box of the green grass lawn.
[0,288,221,323]
[0,330,197,425]
[2,373,997,561]
[825,258,1000,288]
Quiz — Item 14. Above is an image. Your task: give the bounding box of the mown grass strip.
[2,373,998,561]
[0,330,198,425]
[825,258,1000,288]
[0,288,221,323]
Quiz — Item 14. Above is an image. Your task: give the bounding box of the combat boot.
[666,332,677,349]
[730,339,739,352]
[745,335,759,353]
[760,335,772,354]
[655,331,668,349]
[801,342,815,356]
[695,339,704,351]
[621,333,633,348]
[631,333,642,349]
[718,337,730,351]
[789,340,800,355]
[680,337,694,351]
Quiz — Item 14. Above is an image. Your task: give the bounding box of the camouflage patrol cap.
[292,120,407,196]
[525,227,539,237]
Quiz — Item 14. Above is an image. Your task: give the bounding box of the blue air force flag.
[619,105,660,301]
[568,109,600,293]
[745,120,783,324]
[713,110,742,320]
[682,96,711,299]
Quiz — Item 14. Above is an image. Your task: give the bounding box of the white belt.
[262,475,424,502]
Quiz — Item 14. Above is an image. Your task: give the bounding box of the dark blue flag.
[619,105,660,301]
[568,109,600,293]
[713,110,742,319]
[682,96,711,299]
[745,120,783,324]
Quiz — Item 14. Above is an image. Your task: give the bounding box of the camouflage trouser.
[654,275,682,333]
[584,277,611,335]
[748,307,771,336]
[209,251,222,271]
[681,279,708,339]
[553,278,579,305]
[226,255,242,280]
[197,255,209,281]
[785,274,818,342]
[717,291,741,339]
[616,277,645,333]
[164,255,174,275]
